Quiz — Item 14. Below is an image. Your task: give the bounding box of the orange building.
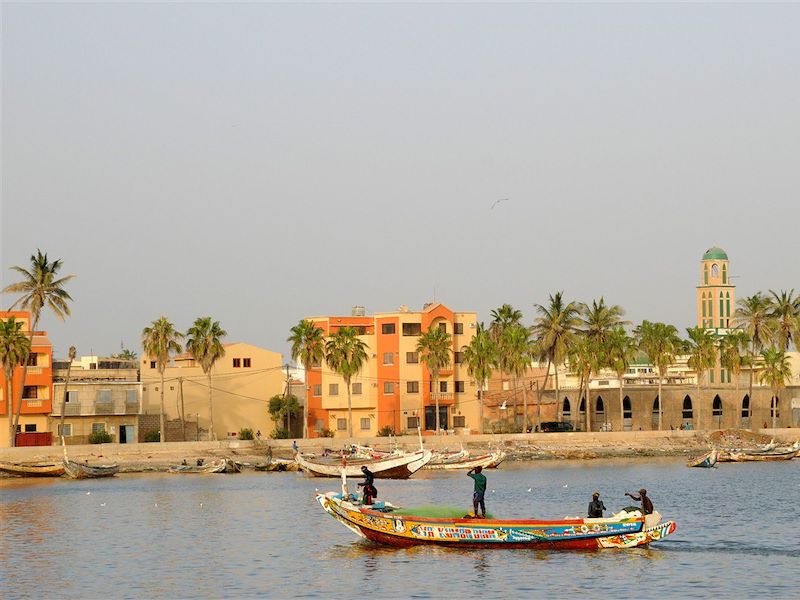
[304,303,479,438]
[0,311,54,447]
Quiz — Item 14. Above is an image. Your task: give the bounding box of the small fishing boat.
[424,451,506,471]
[61,439,119,479]
[296,449,433,479]
[728,449,799,462]
[427,448,470,466]
[0,462,66,477]
[254,458,300,472]
[686,449,718,468]
[168,458,240,474]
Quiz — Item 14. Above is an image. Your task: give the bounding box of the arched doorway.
[712,395,723,429]
[623,396,633,431]
[595,396,606,431]
[579,397,586,431]
[770,396,780,428]
[682,395,694,428]
[562,397,571,426]
[651,396,660,430]
[741,395,751,429]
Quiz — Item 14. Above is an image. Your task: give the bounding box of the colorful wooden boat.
[424,451,506,471]
[62,459,119,479]
[316,491,676,549]
[686,449,717,468]
[728,449,798,462]
[0,462,66,477]
[168,458,240,474]
[296,449,432,479]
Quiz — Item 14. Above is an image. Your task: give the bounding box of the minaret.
[696,246,735,383]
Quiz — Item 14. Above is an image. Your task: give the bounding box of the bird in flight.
[491,198,508,209]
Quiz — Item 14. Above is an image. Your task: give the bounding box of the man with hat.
[625,488,654,515]
[588,491,607,518]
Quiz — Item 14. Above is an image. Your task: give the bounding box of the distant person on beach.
[467,466,487,518]
[266,445,273,464]
[292,440,298,453]
[256,430,261,439]
[588,492,606,518]
[625,488,653,515]
[357,466,377,505]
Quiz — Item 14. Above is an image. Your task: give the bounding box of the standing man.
[625,488,654,515]
[467,466,487,518]
[588,492,606,518]
[357,465,377,505]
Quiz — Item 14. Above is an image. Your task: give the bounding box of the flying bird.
[490,198,508,210]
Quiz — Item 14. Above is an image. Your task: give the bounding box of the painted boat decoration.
[424,451,506,471]
[686,449,717,468]
[316,491,676,549]
[727,449,798,462]
[167,458,240,474]
[296,449,433,479]
[62,459,119,479]
[0,462,66,477]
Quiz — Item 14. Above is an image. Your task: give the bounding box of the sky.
[2,2,799,362]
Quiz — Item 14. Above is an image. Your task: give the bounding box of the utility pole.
[178,378,185,441]
[284,364,291,435]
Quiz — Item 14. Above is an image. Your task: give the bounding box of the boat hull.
[729,449,798,462]
[0,462,65,477]
[687,449,717,468]
[424,451,506,471]
[62,459,119,479]
[297,450,432,479]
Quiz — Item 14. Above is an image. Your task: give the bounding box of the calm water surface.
[2,457,798,599]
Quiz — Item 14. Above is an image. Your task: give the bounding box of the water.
[2,458,798,599]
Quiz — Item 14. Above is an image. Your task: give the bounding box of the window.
[454,323,464,335]
[66,390,78,403]
[26,353,38,366]
[23,386,37,399]
[58,423,72,437]
[92,423,106,434]
[337,418,347,431]
[741,395,751,417]
[453,415,466,428]
[353,326,367,335]
[454,351,463,364]
[711,263,719,278]
[233,358,241,368]
[712,395,723,417]
[384,382,395,394]
[150,361,157,369]
[407,416,420,429]
[360,418,370,430]
[703,264,709,284]
[402,323,421,336]
[126,389,137,404]
[24,424,37,432]
[97,390,112,403]
[439,381,448,393]
[771,397,780,419]
[455,381,465,393]
[383,352,394,365]
[352,383,362,395]
[438,322,447,332]
[329,383,339,396]
[682,395,693,419]
[243,358,251,368]
[502,380,510,391]
[623,396,632,419]
[381,323,396,335]
[406,381,418,394]
[406,352,419,364]
[313,384,322,397]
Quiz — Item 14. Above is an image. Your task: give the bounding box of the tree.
[635,321,683,430]
[185,317,227,441]
[112,348,138,360]
[605,326,636,429]
[768,289,799,353]
[734,293,774,416]
[325,327,368,437]
[489,304,523,340]
[531,292,581,420]
[142,317,183,442]
[719,330,750,393]
[759,348,791,429]
[581,297,629,343]
[2,250,74,446]
[685,327,718,431]
[461,323,497,434]
[567,334,603,432]
[288,319,325,439]
[59,346,77,438]
[500,324,533,430]
[416,325,452,434]
[269,393,300,435]
[0,317,31,446]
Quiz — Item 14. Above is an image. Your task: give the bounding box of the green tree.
[500,324,533,430]
[2,250,74,446]
[489,304,523,340]
[759,347,791,428]
[605,326,636,428]
[142,317,184,442]
[185,317,227,441]
[685,326,718,431]
[288,319,325,439]
[325,327,368,437]
[0,317,31,446]
[734,293,774,415]
[634,321,683,431]
[719,330,750,394]
[581,297,629,344]
[269,393,300,434]
[768,289,799,353]
[461,323,497,434]
[416,325,452,434]
[567,334,603,432]
[112,348,138,360]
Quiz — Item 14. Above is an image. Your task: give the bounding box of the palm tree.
[185,317,227,441]
[325,327,369,437]
[58,346,77,437]
[416,325,452,434]
[759,347,791,429]
[461,323,497,435]
[685,327,718,431]
[768,289,799,353]
[634,321,683,430]
[3,250,74,446]
[567,334,603,432]
[288,319,325,439]
[581,297,629,343]
[142,317,184,442]
[489,304,523,340]
[501,324,533,431]
[719,330,750,393]
[734,293,774,415]
[0,317,31,447]
[531,292,582,419]
[605,326,636,429]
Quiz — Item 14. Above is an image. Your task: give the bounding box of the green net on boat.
[392,505,494,519]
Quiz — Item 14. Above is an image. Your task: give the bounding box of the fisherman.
[357,465,377,505]
[588,491,606,518]
[292,440,298,454]
[625,488,654,515]
[467,466,487,518]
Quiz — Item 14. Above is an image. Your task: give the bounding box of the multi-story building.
[696,245,736,384]
[0,311,53,447]
[304,303,478,438]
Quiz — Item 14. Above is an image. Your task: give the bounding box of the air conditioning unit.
[469,323,476,328]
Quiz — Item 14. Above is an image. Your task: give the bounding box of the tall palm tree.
[58,346,77,437]
[581,297,629,343]
[605,326,636,429]
[325,326,369,437]
[185,317,227,441]
[416,325,452,434]
[142,317,184,443]
[288,319,325,439]
[768,289,799,353]
[0,317,31,447]
[3,250,74,446]
[461,323,497,435]
[489,304,523,340]
[634,321,683,430]
[734,293,774,415]
[719,330,750,393]
[531,292,581,419]
[501,324,533,431]
[759,347,791,429]
[685,327,718,431]
[567,334,602,432]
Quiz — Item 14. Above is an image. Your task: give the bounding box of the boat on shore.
[168,458,240,474]
[426,448,470,466]
[686,449,718,468]
[0,462,66,477]
[63,459,119,479]
[727,448,798,462]
[296,449,432,479]
[254,458,299,472]
[424,451,506,471]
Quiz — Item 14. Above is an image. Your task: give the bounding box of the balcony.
[430,392,454,401]
[51,399,140,417]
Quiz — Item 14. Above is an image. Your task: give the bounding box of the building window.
[97,390,112,403]
[455,381,465,393]
[313,384,322,397]
[407,381,419,394]
[454,351,463,364]
[440,381,448,393]
[712,395,723,417]
[381,323,396,334]
[243,358,251,368]
[353,326,367,335]
[453,415,466,428]
[126,389,137,404]
[438,322,447,332]
[454,323,464,335]
[701,293,706,317]
[58,423,72,437]
[360,418,370,431]
[384,382,395,394]
[383,352,394,366]
[337,418,347,431]
[92,423,106,434]
[722,264,728,284]
[407,416,420,429]
[329,383,339,396]
[24,424,37,432]
[352,383,362,395]
[66,390,78,403]
[502,380,510,391]
[402,323,421,336]
[710,370,714,383]
[23,386,37,399]
[406,351,419,364]
[26,353,38,366]
[233,358,241,368]
[703,264,708,284]
[150,361,156,369]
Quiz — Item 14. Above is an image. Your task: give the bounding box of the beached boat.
[728,449,798,462]
[424,451,506,471]
[168,458,240,474]
[0,462,66,477]
[62,459,119,479]
[316,490,676,549]
[254,458,300,472]
[686,449,717,468]
[296,449,432,479]
[426,448,470,466]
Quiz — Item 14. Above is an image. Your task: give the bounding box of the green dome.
[702,246,728,260]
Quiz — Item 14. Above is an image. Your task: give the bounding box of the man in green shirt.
[467,466,487,518]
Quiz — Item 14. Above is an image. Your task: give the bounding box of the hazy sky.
[2,2,799,362]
